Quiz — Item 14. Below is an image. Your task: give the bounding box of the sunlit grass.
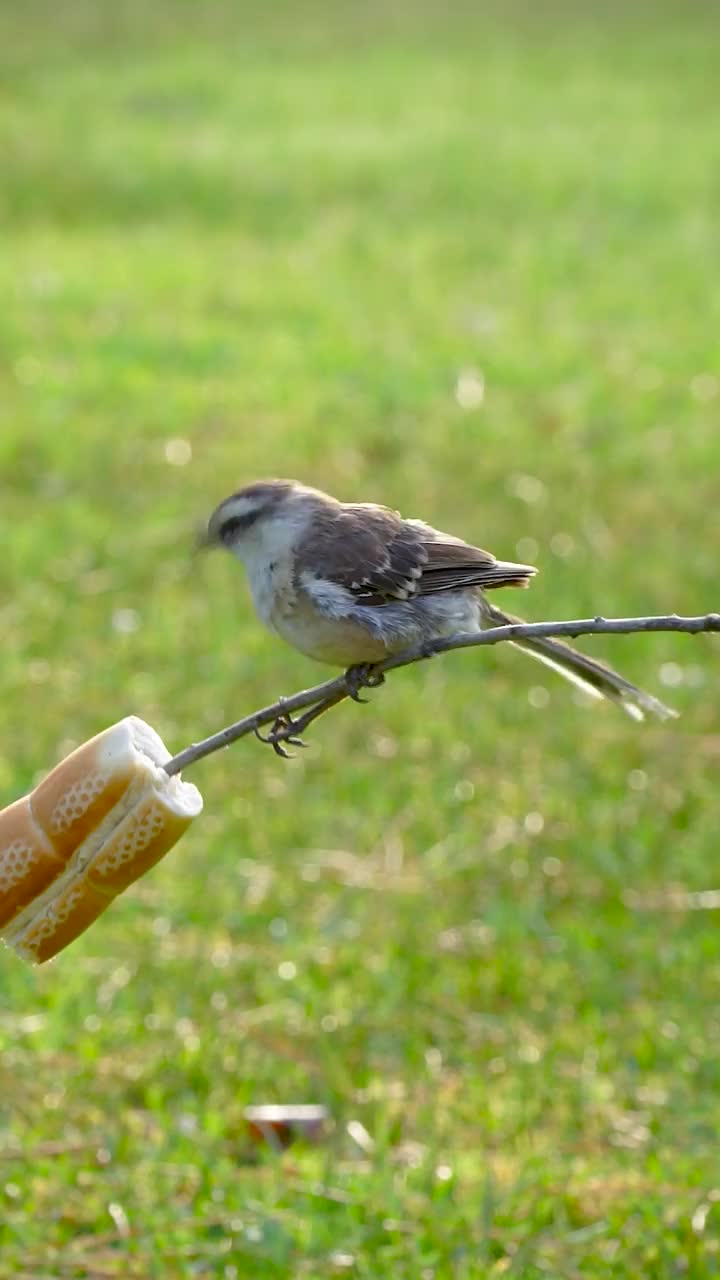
[1,1,719,1275]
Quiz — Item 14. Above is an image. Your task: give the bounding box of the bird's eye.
[219,510,260,542]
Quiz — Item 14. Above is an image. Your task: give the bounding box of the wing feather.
[295,505,536,605]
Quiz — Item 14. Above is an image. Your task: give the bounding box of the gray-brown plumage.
[203,479,675,721]
[296,503,536,605]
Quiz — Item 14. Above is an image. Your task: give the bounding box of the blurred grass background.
[1,0,720,1275]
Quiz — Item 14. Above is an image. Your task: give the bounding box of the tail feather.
[483,603,677,722]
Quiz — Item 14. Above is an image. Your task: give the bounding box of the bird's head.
[201,479,331,564]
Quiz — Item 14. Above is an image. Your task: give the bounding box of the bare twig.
[163,613,720,776]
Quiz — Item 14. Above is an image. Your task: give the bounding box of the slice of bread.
[0,717,202,963]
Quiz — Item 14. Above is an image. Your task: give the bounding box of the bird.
[201,478,675,721]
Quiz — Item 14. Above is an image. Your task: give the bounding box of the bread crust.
[0,718,202,963]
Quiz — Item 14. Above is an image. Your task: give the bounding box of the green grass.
[1,1,720,1274]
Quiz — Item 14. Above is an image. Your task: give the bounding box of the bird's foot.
[254,714,307,759]
[344,662,386,703]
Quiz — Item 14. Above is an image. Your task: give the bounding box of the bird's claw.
[344,663,385,702]
[254,715,308,758]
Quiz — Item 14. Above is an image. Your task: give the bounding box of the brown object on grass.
[244,1104,329,1148]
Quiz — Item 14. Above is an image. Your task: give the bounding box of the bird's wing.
[296,505,428,605]
[296,507,535,606]
[410,525,536,594]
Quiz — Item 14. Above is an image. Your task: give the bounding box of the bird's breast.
[274,592,390,665]
[256,571,386,664]
[247,559,293,632]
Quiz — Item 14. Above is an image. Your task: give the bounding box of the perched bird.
[202,478,674,721]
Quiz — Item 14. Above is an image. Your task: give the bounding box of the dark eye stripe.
[219,511,260,542]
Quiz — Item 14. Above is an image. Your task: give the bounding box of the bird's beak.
[193,521,215,556]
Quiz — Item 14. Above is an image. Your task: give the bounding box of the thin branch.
[163,613,720,776]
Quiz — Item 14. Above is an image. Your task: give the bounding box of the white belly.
[247,558,482,668]
[248,564,386,666]
[271,595,388,665]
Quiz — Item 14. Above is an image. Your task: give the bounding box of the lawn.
[1,1,720,1275]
